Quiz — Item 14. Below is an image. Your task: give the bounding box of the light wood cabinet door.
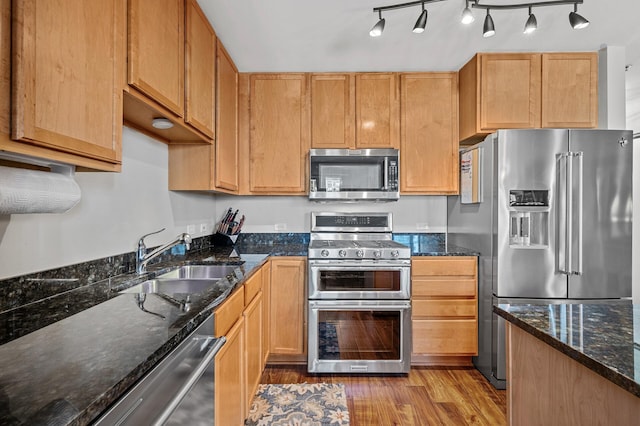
[215,41,239,191]
[541,52,598,128]
[249,74,308,193]
[355,73,399,148]
[185,0,215,138]
[400,73,459,194]
[310,73,355,149]
[411,256,478,361]
[215,317,244,426]
[128,0,184,116]
[243,291,263,418]
[479,53,541,131]
[10,0,124,169]
[262,260,272,365]
[269,257,306,356]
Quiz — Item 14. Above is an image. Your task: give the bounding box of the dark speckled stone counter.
[0,233,307,425]
[393,233,479,256]
[494,303,640,398]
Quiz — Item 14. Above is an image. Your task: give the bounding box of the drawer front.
[412,319,477,355]
[214,286,245,337]
[412,299,476,318]
[412,257,477,277]
[412,278,477,298]
[244,269,262,305]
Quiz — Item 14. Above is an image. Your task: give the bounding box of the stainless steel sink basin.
[157,264,241,280]
[121,278,216,294]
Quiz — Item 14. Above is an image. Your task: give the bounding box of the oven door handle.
[309,262,410,270]
[309,300,411,310]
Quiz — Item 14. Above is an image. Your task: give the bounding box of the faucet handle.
[138,227,166,248]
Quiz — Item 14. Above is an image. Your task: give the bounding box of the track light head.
[524,7,537,34]
[569,4,589,29]
[461,0,475,25]
[413,5,428,33]
[483,9,495,38]
[370,11,386,37]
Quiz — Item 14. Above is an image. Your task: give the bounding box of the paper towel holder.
[0,151,75,176]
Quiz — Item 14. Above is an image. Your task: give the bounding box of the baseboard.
[411,355,474,367]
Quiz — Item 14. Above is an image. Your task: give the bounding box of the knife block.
[212,232,238,247]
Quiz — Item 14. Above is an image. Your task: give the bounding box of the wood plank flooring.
[259,366,506,425]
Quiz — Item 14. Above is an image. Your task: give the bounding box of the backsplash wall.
[0,128,218,280]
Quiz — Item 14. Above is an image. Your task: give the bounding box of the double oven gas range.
[307,212,412,374]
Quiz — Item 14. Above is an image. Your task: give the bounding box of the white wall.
[627,61,640,302]
[0,128,218,280]
[213,194,447,234]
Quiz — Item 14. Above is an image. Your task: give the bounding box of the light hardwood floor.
[259,366,507,425]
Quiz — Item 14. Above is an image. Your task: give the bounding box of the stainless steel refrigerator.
[447,129,633,389]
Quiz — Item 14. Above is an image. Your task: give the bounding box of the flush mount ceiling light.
[413,2,429,33]
[369,0,590,38]
[152,118,174,130]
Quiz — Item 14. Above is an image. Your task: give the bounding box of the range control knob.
[373,250,382,258]
[321,249,330,257]
[338,249,347,258]
[391,250,400,258]
[356,249,364,258]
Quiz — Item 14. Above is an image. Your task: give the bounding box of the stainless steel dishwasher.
[95,314,225,425]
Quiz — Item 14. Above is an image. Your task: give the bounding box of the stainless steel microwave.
[308,148,399,201]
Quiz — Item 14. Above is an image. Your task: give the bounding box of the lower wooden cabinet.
[243,274,264,418]
[215,316,244,426]
[411,256,478,363]
[268,257,306,361]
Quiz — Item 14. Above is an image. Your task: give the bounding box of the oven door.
[308,260,411,299]
[307,300,411,374]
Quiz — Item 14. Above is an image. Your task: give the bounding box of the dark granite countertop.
[392,233,479,256]
[494,303,640,398]
[0,236,309,426]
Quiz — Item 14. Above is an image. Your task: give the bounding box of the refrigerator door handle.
[572,152,584,275]
[557,153,571,275]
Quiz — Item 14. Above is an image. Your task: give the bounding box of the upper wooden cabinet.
[310,74,355,149]
[459,52,597,144]
[400,73,459,194]
[215,41,239,192]
[246,74,308,194]
[185,0,216,138]
[168,38,239,193]
[355,73,400,148]
[8,0,124,171]
[124,0,212,144]
[541,53,598,128]
[310,73,399,149]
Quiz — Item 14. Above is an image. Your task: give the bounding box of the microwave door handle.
[383,157,389,190]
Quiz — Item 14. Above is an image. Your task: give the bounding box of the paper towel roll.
[0,166,81,214]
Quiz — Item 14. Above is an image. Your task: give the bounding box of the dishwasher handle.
[153,336,226,425]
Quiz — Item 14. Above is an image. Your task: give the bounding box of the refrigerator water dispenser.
[509,190,549,248]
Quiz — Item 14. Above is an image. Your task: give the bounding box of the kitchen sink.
[121,278,217,295]
[157,264,241,280]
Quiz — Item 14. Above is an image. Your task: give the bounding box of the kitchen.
[0,0,639,425]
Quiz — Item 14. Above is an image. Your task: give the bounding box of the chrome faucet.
[136,228,192,274]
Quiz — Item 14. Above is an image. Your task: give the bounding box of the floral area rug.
[245,383,350,426]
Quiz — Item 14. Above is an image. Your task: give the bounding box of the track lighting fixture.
[461,0,475,24]
[569,3,589,29]
[369,0,590,38]
[369,10,385,37]
[483,9,495,37]
[524,6,537,34]
[413,2,428,33]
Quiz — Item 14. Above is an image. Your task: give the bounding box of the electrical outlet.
[274,223,287,231]
[416,223,429,230]
[187,224,196,234]
[199,223,208,233]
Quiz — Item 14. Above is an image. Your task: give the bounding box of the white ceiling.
[198,0,640,127]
